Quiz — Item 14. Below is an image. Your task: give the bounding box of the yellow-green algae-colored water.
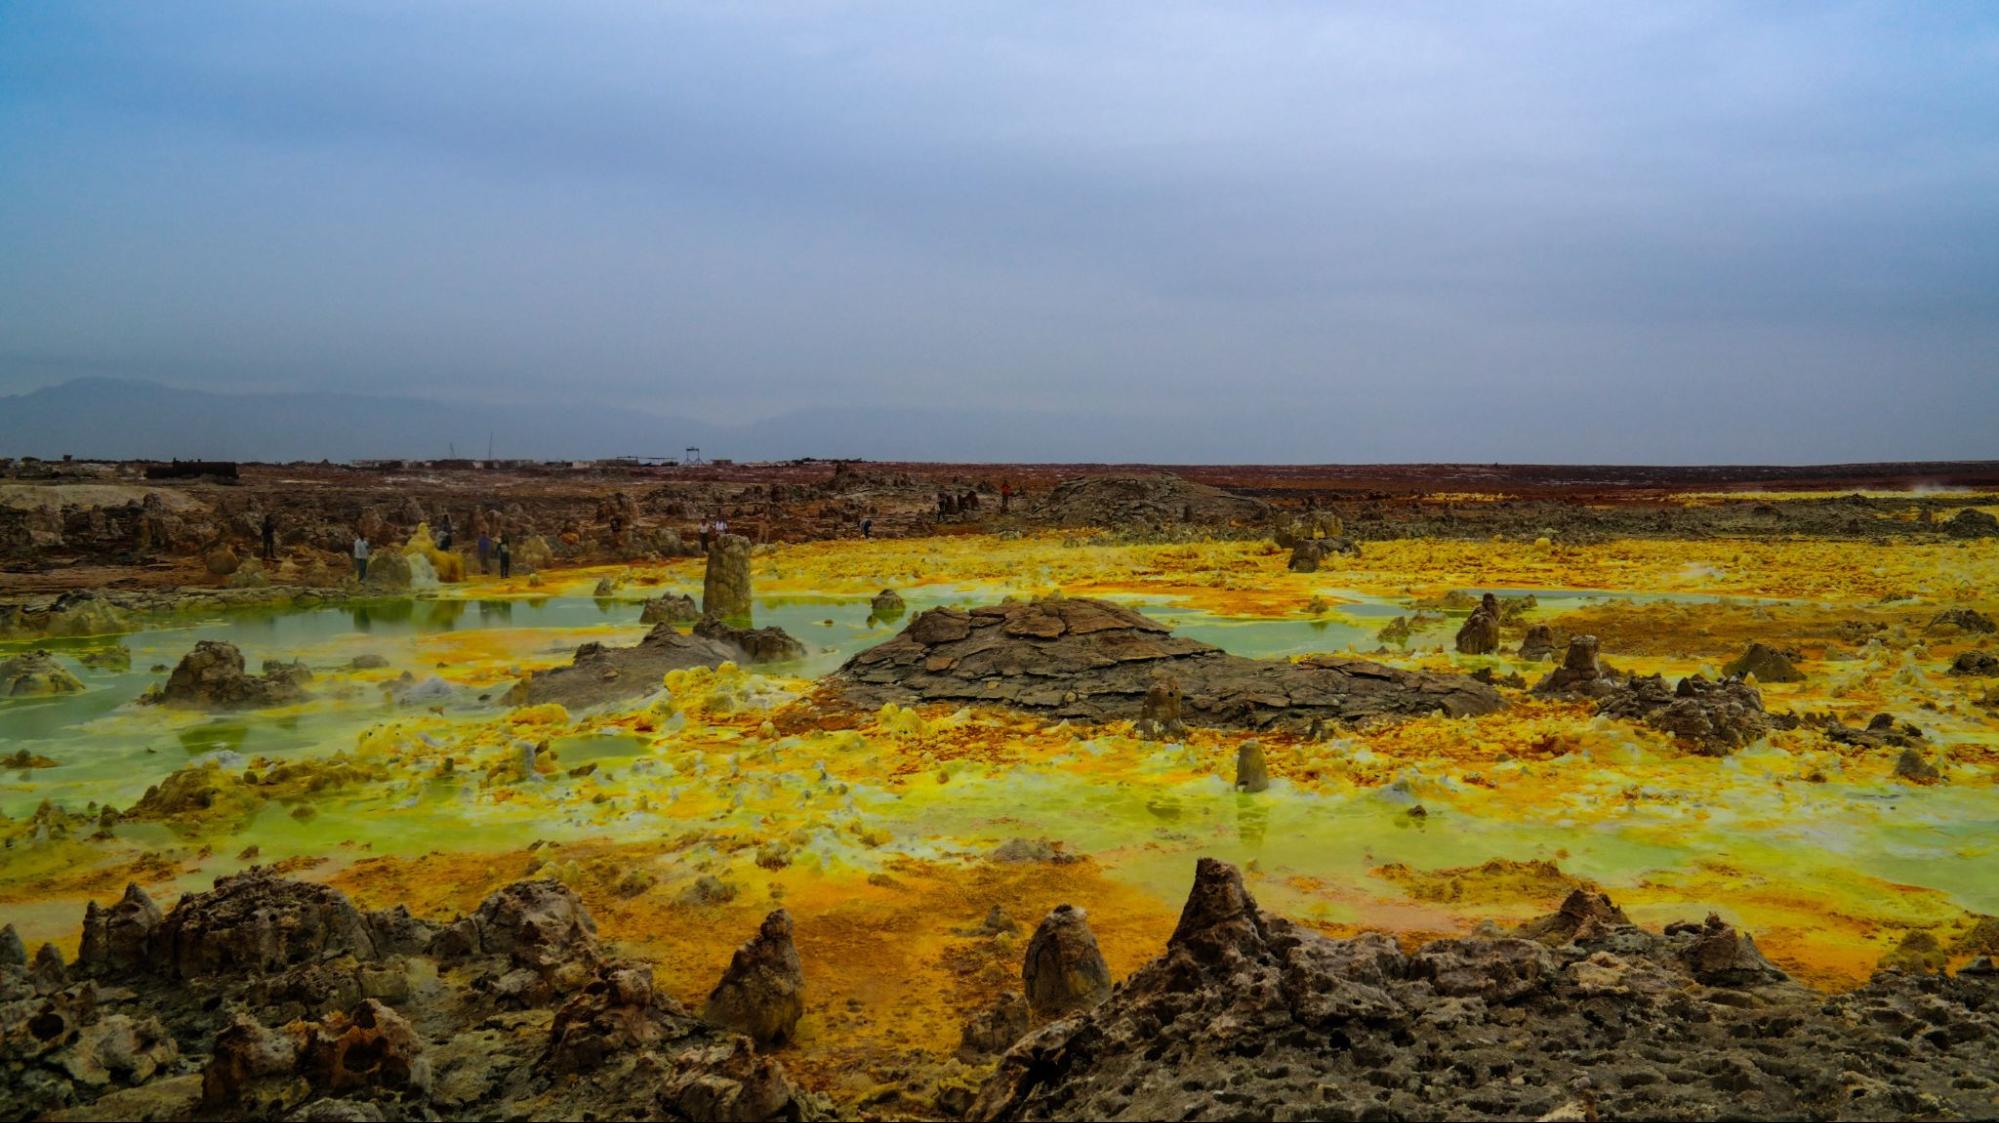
[3,533,1997,1071]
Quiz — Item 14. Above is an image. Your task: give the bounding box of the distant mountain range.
[0,378,1148,463]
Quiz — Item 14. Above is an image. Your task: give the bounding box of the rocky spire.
[1022,904,1112,1020]
[703,909,805,1046]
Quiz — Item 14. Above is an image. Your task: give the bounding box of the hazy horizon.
[4,3,1997,462]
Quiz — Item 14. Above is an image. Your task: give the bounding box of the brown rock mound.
[157,640,308,709]
[836,598,1503,733]
[1722,642,1805,683]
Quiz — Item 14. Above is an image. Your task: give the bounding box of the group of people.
[347,529,513,580]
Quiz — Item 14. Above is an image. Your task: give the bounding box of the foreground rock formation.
[970,858,1999,1122]
[836,598,1503,732]
[0,870,826,1121]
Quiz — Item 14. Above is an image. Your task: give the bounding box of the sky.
[2,2,1996,463]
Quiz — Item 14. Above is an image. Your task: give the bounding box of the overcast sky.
[2,2,1995,462]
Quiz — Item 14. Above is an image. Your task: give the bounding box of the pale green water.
[5,582,1994,960]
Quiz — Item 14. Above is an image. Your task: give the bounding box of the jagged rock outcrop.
[431,878,600,1001]
[837,598,1503,733]
[1454,592,1502,655]
[145,869,403,980]
[1597,673,1773,755]
[639,592,700,625]
[156,640,308,709]
[969,858,1999,1122]
[77,883,162,974]
[693,615,807,664]
[1021,905,1111,1021]
[702,909,805,1047]
[1723,642,1804,683]
[702,533,754,622]
[0,650,84,696]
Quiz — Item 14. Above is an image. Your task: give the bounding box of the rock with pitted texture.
[1597,673,1772,755]
[145,869,404,980]
[1022,905,1112,1021]
[702,533,754,622]
[703,910,805,1047]
[837,598,1503,733]
[77,883,162,975]
[970,859,1999,1123]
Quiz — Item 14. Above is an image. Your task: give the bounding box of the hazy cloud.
[2,2,1995,461]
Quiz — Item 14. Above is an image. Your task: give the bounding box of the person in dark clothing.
[260,513,277,561]
[437,513,453,551]
[1000,481,1012,512]
[497,536,512,579]
[860,517,873,539]
[476,533,492,574]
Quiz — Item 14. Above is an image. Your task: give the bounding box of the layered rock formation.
[505,619,802,709]
[970,858,1999,1122]
[835,598,1503,732]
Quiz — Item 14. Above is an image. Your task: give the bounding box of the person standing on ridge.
[476,531,493,575]
[497,536,512,579]
[261,512,277,562]
[352,534,369,581]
